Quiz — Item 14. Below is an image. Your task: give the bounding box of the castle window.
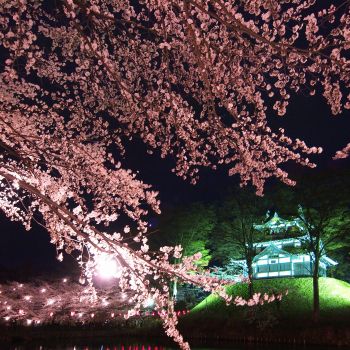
[279,262,291,271]
[257,265,269,273]
[269,264,279,272]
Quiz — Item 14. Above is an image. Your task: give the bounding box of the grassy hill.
[183,277,350,330]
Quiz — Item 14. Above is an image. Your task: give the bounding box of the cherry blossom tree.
[334,143,350,159]
[0,0,349,348]
[0,278,282,324]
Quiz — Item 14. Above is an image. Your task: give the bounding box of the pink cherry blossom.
[0,1,349,348]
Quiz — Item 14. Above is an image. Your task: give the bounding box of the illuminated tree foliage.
[155,203,215,269]
[0,0,350,348]
[154,203,214,300]
[295,189,350,322]
[210,187,268,297]
[271,173,350,323]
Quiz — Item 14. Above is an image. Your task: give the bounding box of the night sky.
[1,92,350,275]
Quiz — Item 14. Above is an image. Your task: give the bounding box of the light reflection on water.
[1,344,337,350]
[1,346,207,350]
[3,342,336,350]
[12,347,169,350]
[0,344,239,350]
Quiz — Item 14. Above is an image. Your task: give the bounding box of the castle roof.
[253,244,291,262]
[253,212,304,234]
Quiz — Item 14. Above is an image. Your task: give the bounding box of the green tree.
[273,172,350,322]
[210,187,268,297]
[157,203,215,267]
[152,202,215,298]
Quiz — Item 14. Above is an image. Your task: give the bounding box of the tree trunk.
[312,255,320,323]
[247,257,254,298]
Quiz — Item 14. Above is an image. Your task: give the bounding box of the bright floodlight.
[95,254,121,279]
[143,297,154,308]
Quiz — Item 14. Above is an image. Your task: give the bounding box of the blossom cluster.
[0,279,190,326]
[0,0,349,348]
[0,277,283,349]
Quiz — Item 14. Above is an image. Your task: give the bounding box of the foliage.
[154,203,215,269]
[210,187,268,264]
[270,173,350,321]
[209,187,269,297]
[291,175,350,260]
[332,247,350,282]
[271,175,350,245]
[1,1,350,348]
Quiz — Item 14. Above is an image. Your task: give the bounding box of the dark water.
[5,348,164,350]
[0,344,316,350]
[0,344,337,350]
[0,345,227,350]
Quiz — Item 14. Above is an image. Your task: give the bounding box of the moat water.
[1,341,337,350]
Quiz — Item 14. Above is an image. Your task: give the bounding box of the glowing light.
[41,288,46,293]
[4,316,10,321]
[95,254,121,279]
[63,278,67,283]
[26,319,32,325]
[49,312,54,317]
[24,295,31,301]
[47,298,55,306]
[143,297,154,308]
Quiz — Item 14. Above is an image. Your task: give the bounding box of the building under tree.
[213,212,337,280]
[252,212,337,279]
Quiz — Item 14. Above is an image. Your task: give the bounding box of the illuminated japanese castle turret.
[251,212,337,279]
